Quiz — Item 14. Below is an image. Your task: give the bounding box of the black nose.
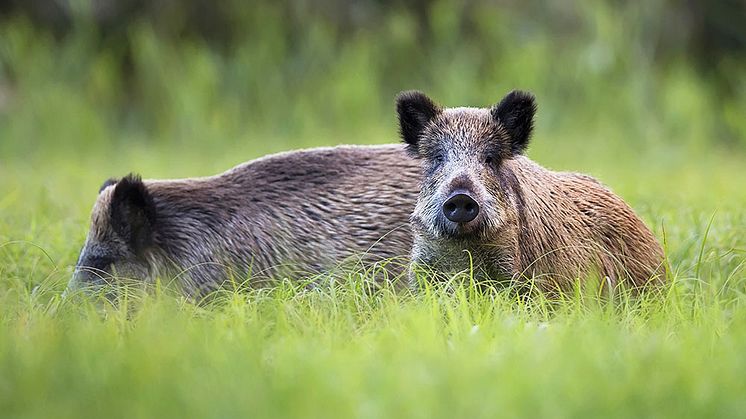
[442,193,480,223]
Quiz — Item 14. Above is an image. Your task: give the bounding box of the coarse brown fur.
[397,90,665,292]
[70,144,421,298]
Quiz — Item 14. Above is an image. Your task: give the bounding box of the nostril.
[442,193,480,223]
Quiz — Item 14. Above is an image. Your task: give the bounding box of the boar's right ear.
[109,174,156,255]
[491,90,537,155]
[396,91,441,156]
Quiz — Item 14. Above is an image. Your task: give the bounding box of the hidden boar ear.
[396,90,441,156]
[110,174,156,254]
[99,178,118,194]
[491,90,537,155]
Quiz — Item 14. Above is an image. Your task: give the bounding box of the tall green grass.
[1,2,745,417]
[3,260,746,418]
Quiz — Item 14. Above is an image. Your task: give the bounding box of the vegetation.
[0,1,744,417]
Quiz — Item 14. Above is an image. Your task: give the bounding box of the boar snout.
[442,192,480,223]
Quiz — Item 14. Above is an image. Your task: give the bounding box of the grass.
[1,135,744,419]
[1,4,746,417]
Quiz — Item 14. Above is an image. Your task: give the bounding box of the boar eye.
[433,154,445,163]
[485,156,494,165]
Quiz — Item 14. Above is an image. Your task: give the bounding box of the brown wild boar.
[396,90,665,292]
[69,145,420,298]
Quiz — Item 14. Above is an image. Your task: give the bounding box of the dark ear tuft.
[491,90,537,155]
[396,90,441,156]
[110,174,156,254]
[99,178,119,194]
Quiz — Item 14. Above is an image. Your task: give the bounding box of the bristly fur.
[72,145,422,298]
[109,174,156,254]
[404,90,664,292]
[396,90,442,156]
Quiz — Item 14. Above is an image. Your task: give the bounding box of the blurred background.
[0,0,744,264]
[1,3,746,415]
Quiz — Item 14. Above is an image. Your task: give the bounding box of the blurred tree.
[0,0,744,149]
[1,0,743,68]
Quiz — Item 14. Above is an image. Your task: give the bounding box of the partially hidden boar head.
[397,90,536,240]
[67,175,157,294]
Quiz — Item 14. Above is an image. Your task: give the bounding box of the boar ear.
[110,174,156,254]
[396,91,441,156]
[491,90,537,155]
[99,178,118,194]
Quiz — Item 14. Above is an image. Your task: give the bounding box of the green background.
[1,1,745,418]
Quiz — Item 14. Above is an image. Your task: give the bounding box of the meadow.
[1,2,746,418]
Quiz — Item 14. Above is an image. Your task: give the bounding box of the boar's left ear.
[110,174,156,255]
[491,90,537,155]
[99,178,118,193]
[396,90,441,156]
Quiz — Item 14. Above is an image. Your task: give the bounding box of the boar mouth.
[441,219,485,238]
[417,214,486,239]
